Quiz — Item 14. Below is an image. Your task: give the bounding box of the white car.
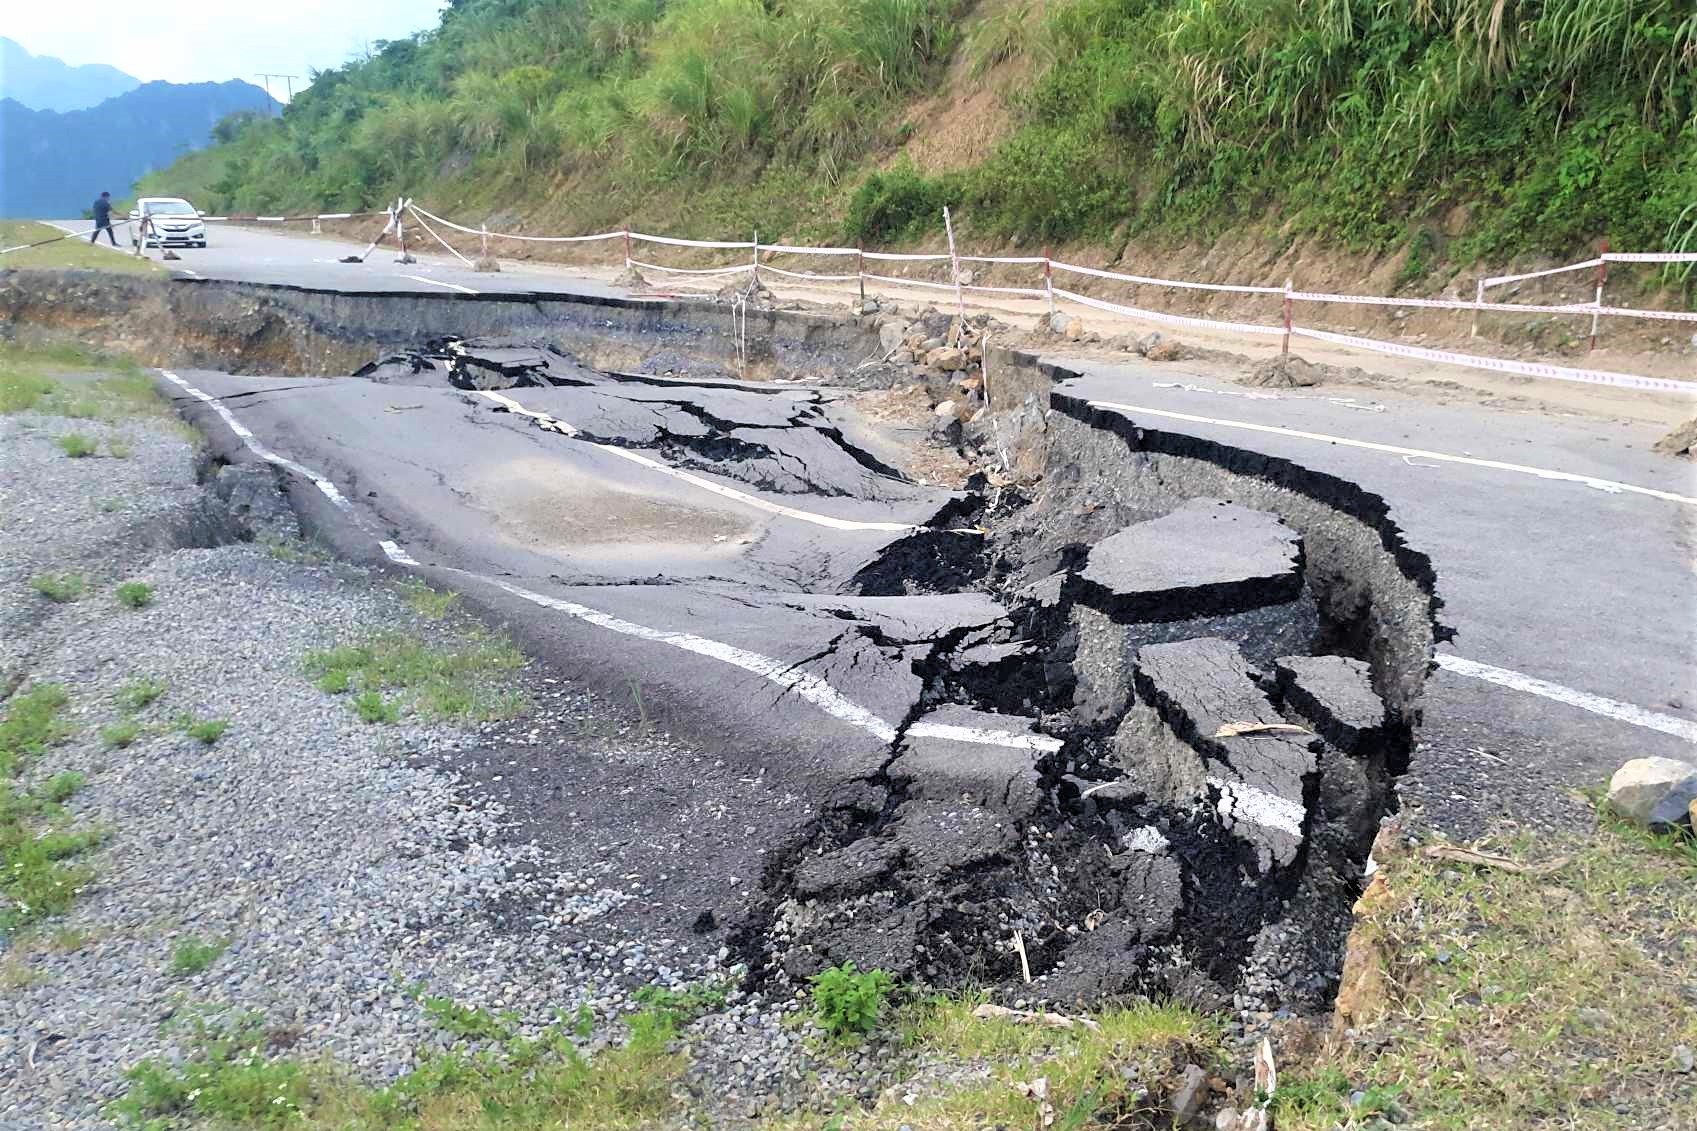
[130,197,207,248]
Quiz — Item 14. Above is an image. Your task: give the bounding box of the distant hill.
[0,36,139,112]
[0,80,278,218]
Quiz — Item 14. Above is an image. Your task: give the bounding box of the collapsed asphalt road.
[161,335,1431,1017]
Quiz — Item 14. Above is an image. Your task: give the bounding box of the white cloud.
[6,1,448,97]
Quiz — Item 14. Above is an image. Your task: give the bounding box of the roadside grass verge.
[168,935,230,977]
[0,340,187,433]
[0,684,101,932]
[112,999,686,1129]
[1274,814,1697,1131]
[304,628,526,723]
[0,220,163,276]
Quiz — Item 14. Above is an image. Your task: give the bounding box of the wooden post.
[1589,239,1608,352]
[622,227,632,269]
[1281,277,1293,357]
[857,246,866,312]
[480,223,490,260]
[1043,246,1055,316]
[1471,277,1484,338]
[943,206,966,335]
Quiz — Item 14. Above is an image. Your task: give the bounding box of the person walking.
[90,192,118,245]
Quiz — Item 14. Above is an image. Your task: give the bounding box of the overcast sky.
[6,1,448,99]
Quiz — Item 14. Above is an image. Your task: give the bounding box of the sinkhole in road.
[376,335,1436,1017]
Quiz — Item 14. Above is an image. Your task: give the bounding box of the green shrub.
[117,677,166,712]
[30,573,85,602]
[809,962,895,1038]
[169,936,230,976]
[114,581,154,609]
[101,720,141,748]
[844,163,957,244]
[181,717,228,745]
[352,690,399,724]
[56,433,97,458]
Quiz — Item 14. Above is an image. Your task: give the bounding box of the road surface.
[40,217,1697,834]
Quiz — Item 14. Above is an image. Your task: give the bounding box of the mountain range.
[0,36,141,112]
[1,72,277,219]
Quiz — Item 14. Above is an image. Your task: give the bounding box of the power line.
[256,73,300,112]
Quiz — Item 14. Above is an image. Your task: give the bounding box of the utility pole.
[256,74,299,113]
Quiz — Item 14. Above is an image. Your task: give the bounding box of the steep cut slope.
[135,0,1695,275]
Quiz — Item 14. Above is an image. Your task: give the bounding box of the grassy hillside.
[137,0,1696,271]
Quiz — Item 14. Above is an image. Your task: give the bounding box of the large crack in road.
[312,334,1431,1018]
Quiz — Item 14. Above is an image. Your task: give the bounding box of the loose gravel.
[0,396,832,1128]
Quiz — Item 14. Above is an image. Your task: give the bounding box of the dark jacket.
[92,198,112,223]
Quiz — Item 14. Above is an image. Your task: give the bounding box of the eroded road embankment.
[154,325,1436,1024]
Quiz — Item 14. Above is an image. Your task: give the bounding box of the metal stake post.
[943,206,966,335]
[1471,277,1484,338]
[857,246,866,312]
[1281,277,1293,357]
[1589,240,1608,352]
[1043,247,1055,316]
[623,228,632,269]
[751,231,760,288]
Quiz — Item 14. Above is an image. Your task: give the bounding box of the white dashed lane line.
[399,274,479,294]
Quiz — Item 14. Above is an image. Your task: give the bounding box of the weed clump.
[30,573,85,603]
[810,962,895,1039]
[114,581,154,609]
[57,433,97,458]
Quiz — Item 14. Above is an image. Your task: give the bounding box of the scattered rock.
[1170,1063,1208,1124]
[932,399,961,421]
[1048,312,1077,338]
[879,322,909,353]
[928,413,963,448]
[611,265,649,289]
[1606,757,1697,828]
[1674,1044,1695,1074]
[473,256,501,273]
[924,346,967,372]
[1064,319,1087,342]
[1653,418,1697,460]
[1145,338,1189,361]
[1137,331,1164,355]
[1247,355,1324,388]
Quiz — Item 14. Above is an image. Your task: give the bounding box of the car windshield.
[144,201,196,215]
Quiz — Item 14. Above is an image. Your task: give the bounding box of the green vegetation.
[57,433,98,458]
[0,685,101,932]
[139,0,1694,278]
[169,935,230,976]
[115,581,155,609]
[398,577,459,620]
[303,629,526,721]
[113,1000,686,1129]
[180,716,229,745]
[107,438,133,459]
[632,979,728,1026]
[1272,816,1697,1131]
[100,720,142,748]
[809,962,895,1039]
[0,344,178,429]
[0,219,164,276]
[117,676,168,712]
[30,573,86,603]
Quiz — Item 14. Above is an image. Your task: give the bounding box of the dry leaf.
[1214,721,1311,738]
[1420,843,1569,876]
[974,1003,1102,1032]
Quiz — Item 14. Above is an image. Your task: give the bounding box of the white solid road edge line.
[400,273,479,294]
[1086,398,1697,507]
[474,390,923,534]
[1435,654,1697,743]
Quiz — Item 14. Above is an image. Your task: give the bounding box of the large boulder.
[1606,757,1697,828]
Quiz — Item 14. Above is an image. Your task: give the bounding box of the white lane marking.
[1086,399,1697,507]
[473,390,924,534]
[1212,779,1306,838]
[400,274,478,294]
[1436,654,1697,743]
[906,722,1065,753]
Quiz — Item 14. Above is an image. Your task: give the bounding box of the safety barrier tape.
[407,203,621,243]
[863,273,961,293]
[1052,286,1286,336]
[628,258,752,278]
[758,264,862,283]
[763,243,859,256]
[631,232,757,250]
[1289,327,1697,396]
[406,206,475,268]
[1605,251,1697,264]
[1053,260,1284,296]
[1481,258,1606,288]
[861,250,954,262]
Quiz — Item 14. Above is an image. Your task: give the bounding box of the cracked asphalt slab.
[151,337,1428,1027]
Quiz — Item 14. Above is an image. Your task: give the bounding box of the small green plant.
[315,668,352,694]
[633,979,728,1027]
[107,438,132,459]
[353,690,399,724]
[30,573,85,602]
[116,676,167,712]
[180,716,228,745]
[421,994,517,1040]
[100,719,141,748]
[37,771,84,804]
[168,935,230,976]
[399,577,459,620]
[56,433,97,458]
[809,962,895,1038]
[98,497,124,513]
[114,581,154,609]
[1,684,99,930]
